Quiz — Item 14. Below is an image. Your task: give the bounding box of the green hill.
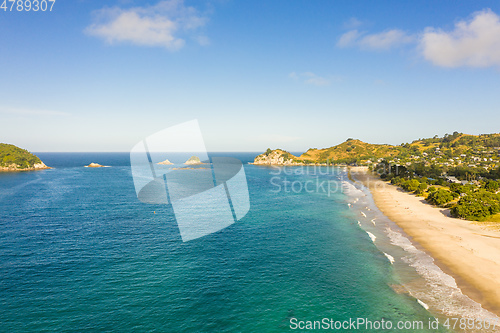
[299,139,400,164]
[0,143,47,170]
[254,132,500,169]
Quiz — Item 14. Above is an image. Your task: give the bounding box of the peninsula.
[254,132,500,222]
[0,143,50,171]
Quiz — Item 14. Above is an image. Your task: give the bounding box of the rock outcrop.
[0,162,51,171]
[252,149,304,165]
[157,159,173,165]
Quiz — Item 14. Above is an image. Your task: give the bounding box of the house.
[446,176,461,184]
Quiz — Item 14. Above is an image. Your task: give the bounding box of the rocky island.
[85,163,108,168]
[157,159,173,165]
[184,156,204,165]
[0,143,50,171]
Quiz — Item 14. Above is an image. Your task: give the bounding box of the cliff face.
[0,161,49,171]
[252,149,303,165]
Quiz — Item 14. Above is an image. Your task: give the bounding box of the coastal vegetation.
[375,133,500,221]
[254,132,500,221]
[0,143,45,170]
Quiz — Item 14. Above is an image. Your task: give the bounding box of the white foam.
[385,227,500,322]
[384,252,395,264]
[366,231,376,243]
[417,299,429,310]
[342,181,364,197]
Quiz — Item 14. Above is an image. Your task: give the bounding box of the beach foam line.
[417,299,429,310]
[383,252,395,264]
[386,227,500,322]
[342,181,365,197]
[366,231,376,243]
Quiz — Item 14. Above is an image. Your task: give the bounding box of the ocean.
[0,153,497,332]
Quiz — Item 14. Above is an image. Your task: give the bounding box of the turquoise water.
[0,153,491,332]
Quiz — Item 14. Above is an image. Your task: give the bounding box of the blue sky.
[1,0,500,152]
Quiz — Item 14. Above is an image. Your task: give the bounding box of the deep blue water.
[0,153,464,332]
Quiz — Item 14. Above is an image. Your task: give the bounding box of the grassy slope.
[299,139,400,163]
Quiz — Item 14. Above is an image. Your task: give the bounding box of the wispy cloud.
[0,106,69,117]
[420,9,500,68]
[337,9,500,69]
[85,0,208,50]
[337,29,414,50]
[343,17,363,30]
[289,72,338,86]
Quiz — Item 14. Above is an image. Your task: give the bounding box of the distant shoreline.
[350,167,500,317]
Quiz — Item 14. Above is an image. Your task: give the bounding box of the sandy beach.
[350,167,500,317]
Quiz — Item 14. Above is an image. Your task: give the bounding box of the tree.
[402,179,420,192]
[451,190,500,220]
[415,182,428,196]
[265,148,272,156]
[427,189,454,206]
[484,180,499,193]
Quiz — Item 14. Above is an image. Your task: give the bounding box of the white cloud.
[337,29,414,50]
[289,72,334,86]
[359,30,414,50]
[420,9,500,68]
[337,29,362,48]
[0,106,69,117]
[85,0,208,50]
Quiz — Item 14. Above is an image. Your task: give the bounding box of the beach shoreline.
[349,166,500,318]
